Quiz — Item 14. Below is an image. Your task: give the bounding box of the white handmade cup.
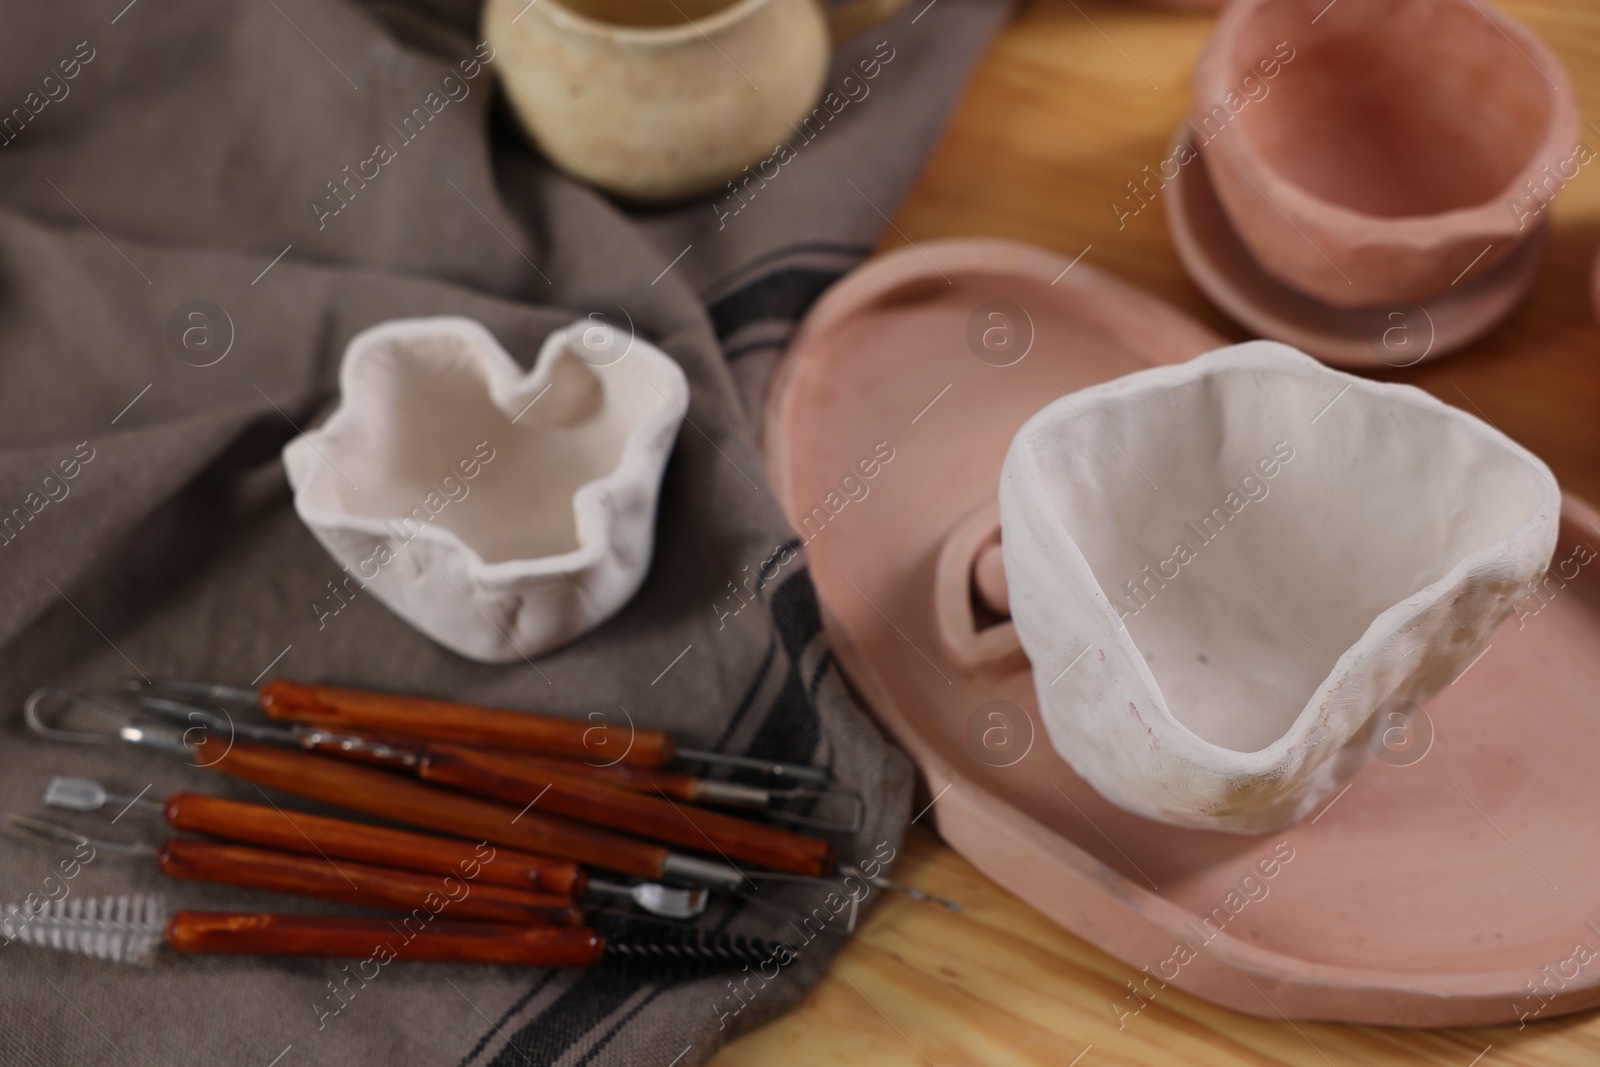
[483,0,904,202]
[284,317,688,663]
[999,342,1559,833]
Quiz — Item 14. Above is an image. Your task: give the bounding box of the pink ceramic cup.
[1191,0,1580,308]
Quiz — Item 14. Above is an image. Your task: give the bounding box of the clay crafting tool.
[43,775,582,895]
[137,677,830,783]
[24,694,951,920]
[377,741,834,875]
[1,894,788,969]
[133,693,864,834]
[41,778,708,920]
[191,737,809,886]
[126,697,834,877]
[377,747,865,834]
[38,778,162,818]
[23,691,748,889]
[8,815,585,925]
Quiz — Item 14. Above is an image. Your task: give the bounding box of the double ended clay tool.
[8,814,584,925]
[27,691,958,912]
[277,734,864,834]
[2,894,789,969]
[40,777,708,920]
[26,690,756,890]
[128,694,835,876]
[138,678,831,783]
[420,749,865,834]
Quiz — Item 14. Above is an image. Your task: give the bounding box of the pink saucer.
[1166,127,1548,368]
[766,237,1600,1025]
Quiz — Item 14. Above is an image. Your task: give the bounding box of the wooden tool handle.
[163,792,585,896]
[156,839,584,925]
[465,751,703,803]
[296,728,428,770]
[166,912,606,967]
[258,680,670,767]
[191,737,670,879]
[419,742,835,877]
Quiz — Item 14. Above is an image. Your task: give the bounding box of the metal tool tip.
[5,813,90,847]
[42,777,107,812]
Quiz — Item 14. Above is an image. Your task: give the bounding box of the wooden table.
[712,0,1600,1063]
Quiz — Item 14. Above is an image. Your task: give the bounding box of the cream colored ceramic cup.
[484,0,904,202]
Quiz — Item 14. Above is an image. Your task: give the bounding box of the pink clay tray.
[763,237,1600,1027]
[1165,127,1548,369]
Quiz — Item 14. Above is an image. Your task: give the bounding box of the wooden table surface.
[712,1,1600,1064]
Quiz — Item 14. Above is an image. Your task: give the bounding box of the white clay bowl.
[999,341,1560,833]
[284,316,688,663]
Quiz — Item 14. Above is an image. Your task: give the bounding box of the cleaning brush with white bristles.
[1,894,167,964]
[0,892,791,972]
